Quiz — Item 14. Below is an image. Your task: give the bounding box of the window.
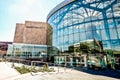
[109,28,118,39]
[101,30,109,40]
[74,33,80,43]
[69,34,74,44]
[80,32,86,41]
[117,28,120,38]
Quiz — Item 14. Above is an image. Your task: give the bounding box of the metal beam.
[103,0,117,10]
[58,16,120,31]
[55,4,72,26]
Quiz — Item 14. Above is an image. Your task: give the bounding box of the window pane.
[102,40,111,50]
[64,28,68,35]
[93,30,101,40]
[101,30,109,40]
[74,33,80,43]
[86,31,93,39]
[85,23,92,31]
[80,32,86,41]
[117,28,120,39]
[111,40,120,51]
[115,19,120,27]
[110,28,118,39]
[69,34,73,44]
[108,19,115,28]
[64,35,68,45]
[69,27,73,34]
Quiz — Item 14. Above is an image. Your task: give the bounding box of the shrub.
[15,65,30,74]
[15,64,55,74]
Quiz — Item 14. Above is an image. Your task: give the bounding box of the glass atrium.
[47,0,120,66]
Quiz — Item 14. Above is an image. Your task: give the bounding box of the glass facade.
[7,43,47,59]
[47,0,120,58]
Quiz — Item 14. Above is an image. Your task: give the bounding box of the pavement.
[0,62,120,80]
[0,62,20,80]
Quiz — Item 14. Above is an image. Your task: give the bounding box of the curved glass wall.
[47,0,120,56]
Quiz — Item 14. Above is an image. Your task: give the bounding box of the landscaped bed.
[14,64,55,74]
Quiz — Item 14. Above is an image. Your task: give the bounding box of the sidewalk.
[0,62,20,80]
[0,62,119,80]
[7,66,119,80]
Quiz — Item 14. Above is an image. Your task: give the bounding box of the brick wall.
[14,23,25,43]
[14,21,52,45]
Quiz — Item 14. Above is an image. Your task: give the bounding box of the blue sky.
[0,0,64,42]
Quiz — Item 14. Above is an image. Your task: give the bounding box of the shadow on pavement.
[70,67,120,79]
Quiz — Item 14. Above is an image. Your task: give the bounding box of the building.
[0,42,12,57]
[14,21,52,45]
[7,43,47,61]
[7,21,52,61]
[47,0,120,68]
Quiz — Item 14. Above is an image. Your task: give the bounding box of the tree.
[79,43,89,53]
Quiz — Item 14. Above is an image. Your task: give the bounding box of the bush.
[15,64,55,74]
[15,65,30,74]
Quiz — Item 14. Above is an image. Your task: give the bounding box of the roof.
[47,0,76,21]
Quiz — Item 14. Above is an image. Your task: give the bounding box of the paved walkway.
[0,62,20,80]
[8,67,119,80]
[0,62,119,80]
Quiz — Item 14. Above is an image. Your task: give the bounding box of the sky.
[0,0,64,42]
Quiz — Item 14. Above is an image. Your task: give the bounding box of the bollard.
[45,62,48,69]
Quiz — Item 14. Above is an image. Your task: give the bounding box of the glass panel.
[116,19,120,27]
[56,37,59,46]
[102,40,111,50]
[109,28,118,39]
[64,28,69,35]
[111,39,120,49]
[58,31,60,37]
[113,5,120,17]
[91,23,97,31]
[79,24,85,32]
[74,26,79,33]
[69,27,73,34]
[86,31,93,40]
[61,29,64,36]
[108,19,115,28]
[80,32,86,41]
[85,23,92,31]
[101,30,109,40]
[98,21,104,29]
[69,34,74,44]
[74,33,80,43]
[64,35,69,45]
[62,45,68,52]
[93,30,101,40]
[59,37,63,45]
[117,28,120,39]
[106,8,112,18]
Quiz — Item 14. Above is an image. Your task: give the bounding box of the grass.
[14,65,55,74]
